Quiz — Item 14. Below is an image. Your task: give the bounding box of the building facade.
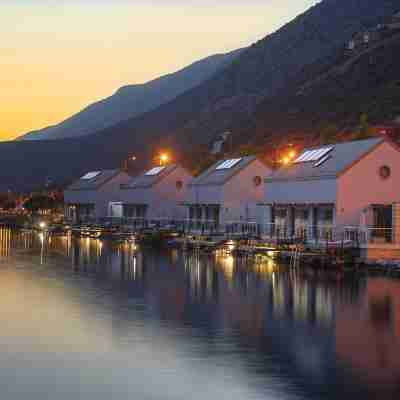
[117,164,192,224]
[64,169,130,223]
[185,156,272,231]
[263,138,400,250]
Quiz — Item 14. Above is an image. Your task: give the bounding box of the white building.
[184,156,272,231]
[117,164,192,223]
[64,169,130,223]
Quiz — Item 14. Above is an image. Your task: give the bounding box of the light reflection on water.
[0,228,399,399]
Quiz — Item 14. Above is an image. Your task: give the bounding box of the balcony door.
[372,205,392,243]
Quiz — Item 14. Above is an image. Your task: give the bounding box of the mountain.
[1,0,399,193]
[19,50,241,140]
[251,27,400,142]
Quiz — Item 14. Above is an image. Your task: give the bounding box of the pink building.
[264,138,400,257]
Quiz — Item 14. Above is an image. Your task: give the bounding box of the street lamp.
[123,155,136,171]
[160,153,169,166]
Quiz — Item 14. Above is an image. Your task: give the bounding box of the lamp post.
[123,155,136,172]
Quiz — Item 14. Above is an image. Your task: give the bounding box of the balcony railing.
[261,224,394,245]
[64,216,396,246]
[343,226,394,244]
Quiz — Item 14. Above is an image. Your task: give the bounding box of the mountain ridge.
[19,49,241,140]
[1,0,399,193]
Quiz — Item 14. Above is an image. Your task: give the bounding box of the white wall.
[222,159,271,225]
[120,166,193,220]
[64,171,130,219]
[265,178,337,205]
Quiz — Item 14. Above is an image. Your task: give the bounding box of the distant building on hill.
[346,11,400,53]
[387,11,400,30]
[210,131,232,155]
[347,28,383,51]
[373,123,400,140]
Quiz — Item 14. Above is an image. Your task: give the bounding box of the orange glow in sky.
[0,1,318,141]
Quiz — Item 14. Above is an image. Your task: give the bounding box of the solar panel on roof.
[302,150,318,162]
[293,152,309,163]
[313,154,332,167]
[81,171,101,180]
[316,147,334,161]
[145,166,166,176]
[311,149,325,160]
[294,146,334,163]
[215,158,242,170]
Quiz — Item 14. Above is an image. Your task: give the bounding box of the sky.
[0,0,318,140]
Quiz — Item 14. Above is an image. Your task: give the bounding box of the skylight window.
[294,147,334,164]
[81,171,101,180]
[145,166,166,176]
[216,158,242,170]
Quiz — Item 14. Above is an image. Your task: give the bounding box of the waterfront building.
[64,169,130,223]
[184,156,272,231]
[117,164,192,224]
[263,138,400,257]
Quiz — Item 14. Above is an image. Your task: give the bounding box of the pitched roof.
[121,164,179,189]
[67,169,123,191]
[266,138,384,182]
[190,156,262,186]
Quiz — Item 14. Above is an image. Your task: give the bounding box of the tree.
[23,195,56,214]
[318,123,339,145]
[2,200,16,210]
[352,113,375,140]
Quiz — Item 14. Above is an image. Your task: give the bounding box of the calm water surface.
[0,228,399,399]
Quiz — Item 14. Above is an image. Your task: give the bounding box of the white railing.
[65,216,395,245]
[344,226,394,245]
[260,224,394,245]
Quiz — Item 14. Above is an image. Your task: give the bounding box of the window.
[253,176,262,186]
[81,171,101,180]
[176,180,183,190]
[216,158,242,170]
[145,166,166,176]
[379,165,391,180]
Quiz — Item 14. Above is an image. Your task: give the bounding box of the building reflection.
[3,228,392,396]
[0,228,12,257]
[0,229,343,335]
[336,277,400,390]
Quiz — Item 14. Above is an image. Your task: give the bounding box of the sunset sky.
[1,0,318,140]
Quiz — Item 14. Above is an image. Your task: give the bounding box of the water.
[0,228,399,399]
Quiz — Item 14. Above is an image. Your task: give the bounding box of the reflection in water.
[0,227,399,399]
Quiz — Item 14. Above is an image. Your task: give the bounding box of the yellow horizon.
[0,1,318,141]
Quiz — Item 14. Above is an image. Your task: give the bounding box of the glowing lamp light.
[282,157,290,165]
[39,222,46,229]
[160,153,169,165]
[289,151,296,159]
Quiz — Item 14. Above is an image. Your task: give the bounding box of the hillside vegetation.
[0,0,399,192]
